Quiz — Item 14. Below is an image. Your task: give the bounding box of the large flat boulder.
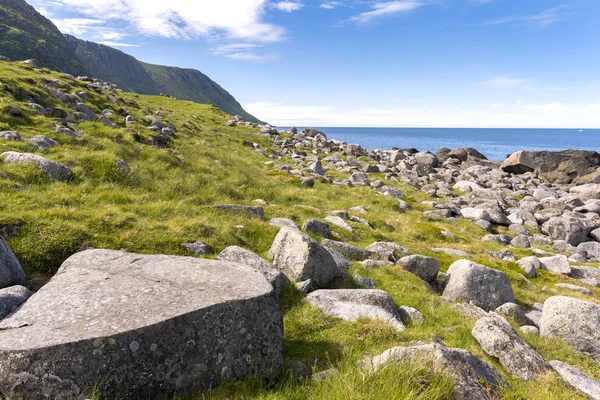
[0,151,72,181]
[0,237,25,289]
[0,249,284,399]
[268,227,338,288]
[442,260,514,311]
[540,296,600,364]
[472,316,550,380]
[359,342,503,400]
[217,245,289,296]
[501,150,600,184]
[305,289,405,331]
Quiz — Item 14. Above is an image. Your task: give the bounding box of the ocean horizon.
[279,127,600,162]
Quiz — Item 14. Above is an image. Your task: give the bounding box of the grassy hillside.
[0,60,599,399]
[0,0,87,75]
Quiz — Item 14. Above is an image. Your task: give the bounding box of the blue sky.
[30,0,600,128]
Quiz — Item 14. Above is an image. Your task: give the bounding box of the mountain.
[64,36,260,123]
[0,0,87,75]
[0,0,260,123]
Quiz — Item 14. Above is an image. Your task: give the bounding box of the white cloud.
[483,6,570,27]
[31,0,286,43]
[483,76,526,88]
[97,41,139,48]
[347,1,423,24]
[320,2,341,9]
[272,1,303,12]
[243,101,600,128]
[52,18,104,36]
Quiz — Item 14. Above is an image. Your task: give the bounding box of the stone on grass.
[541,217,593,246]
[353,275,376,289]
[0,237,26,289]
[397,306,425,326]
[302,219,331,238]
[0,249,284,400]
[517,256,539,278]
[397,255,440,284]
[442,260,514,311]
[324,216,352,232]
[539,255,572,276]
[321,239,366,260]
[0,151,72,181]
[269,227,338,289]
[215,204,264,218]
[472,316,550,380]
[305,289,405,331]
[495,303,535,327]
[520,326,540,335]
[432,248,472,258]
[324,247,352,279]
[360,343,502,400]
[549,360,600,400]
[365,242,409,263]
[540,296,600,363]
[181,241,211,255]
[268,218,299,230]
[555,283,593,296]
[218,246,290,296]
[0,131,21,141]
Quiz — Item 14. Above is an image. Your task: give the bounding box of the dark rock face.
[0,249,284,399]
[501,150,600,183]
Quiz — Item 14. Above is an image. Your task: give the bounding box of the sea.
[279,127,600,162]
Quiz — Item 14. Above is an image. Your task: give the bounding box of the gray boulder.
[75,103,95,120]
[181,241,211,255]
[305,289,405,331]
[397,306,425,326]
[269,227,338,289]
[0,237,26,289]
[365,242,409,263]
[302,219,331,238]
[0,151,72,181]
[324,216,352,232]
[321,239,366,260]
[517,256,540,278]
[324,247,352,279]
[0,249,284,399]
[0,285,32,320]
[215,204,264,218]
[268,218,299,230]
[539,255,572,276]
[360,342,502,400]
[541,217,593,246]
[0,131,21,141]
[397,255,440,284]
[442,260,514,311]
[218,246,289,296]
[495,302,535,326]
[549,360,600,400]
[472,316,550,380]
[540,296,600,363]
[308,160,324,176]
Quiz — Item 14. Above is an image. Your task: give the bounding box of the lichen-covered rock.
[0,285,31,320]
[214,204,264,218]
[539,255,572,276]
[365,242,409,263]
[360,342,503,400]
[549,360,600,400]
[540,296,600,363]
[541,217,594,246]
[305,289,405,331]
[0,237,26,289]
[0,151,72,181]
[218,246,290,296]
[397,255,440,284]
[269,227,338,289]
[0,249,284,399]
[442,260,514,311]
[321,239,367,260]
[472,316,550,380]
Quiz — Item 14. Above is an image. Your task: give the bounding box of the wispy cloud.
[320,2,341,9]
[483,76,527,89]
[482,6,571,27]
[272,1,303,12]
[210,43,276,62]
[347,1,423,24]
[52,18,104,36]
[97,41,139,48]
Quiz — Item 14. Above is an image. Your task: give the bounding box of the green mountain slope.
[65,36,260,122]
[0,0,87,75]
[0,0,261,123]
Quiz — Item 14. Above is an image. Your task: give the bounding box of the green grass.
[0,61,599,399]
